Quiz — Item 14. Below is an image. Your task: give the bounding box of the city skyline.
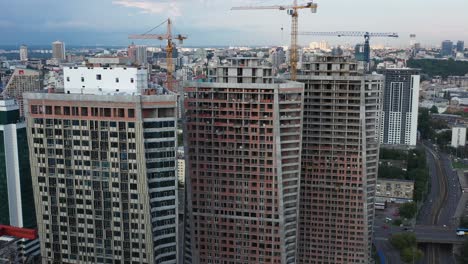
[0,0,467,46]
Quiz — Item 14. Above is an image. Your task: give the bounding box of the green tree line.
[407,58,468,78]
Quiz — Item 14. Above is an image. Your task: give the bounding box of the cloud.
[113,0,181,17]
[0,20,13,28]
[43,20,93,29]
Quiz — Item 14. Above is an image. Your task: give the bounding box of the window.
[81,77,85,82]
[130,78,134,83]
[96,74,102,80]
[66,77,70,82]
[115,78,119,83]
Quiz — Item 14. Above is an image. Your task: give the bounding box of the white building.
[451,127,467,148]
[52,41,65,61]
[63,66,148,94]
[177,147,185,185]
[19,45,28,61]
[380,68,420,146]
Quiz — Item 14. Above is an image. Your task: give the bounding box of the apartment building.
[184,58,304,263]
[2,68,42,117]
[380,68,420,146]
[24,66,179,264]
[296,55,384,263]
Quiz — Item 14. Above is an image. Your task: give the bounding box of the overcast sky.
[0,0,466,47]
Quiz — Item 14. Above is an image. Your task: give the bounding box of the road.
[373,205,404,263]
[417,143,458,264]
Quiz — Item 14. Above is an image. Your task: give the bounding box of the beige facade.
[24,92,179,264]
[297,55,384,264]
[185,58,304,263]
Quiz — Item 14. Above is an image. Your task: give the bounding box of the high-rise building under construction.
[24,66,180,264]
[296,55,384,264]
[184,58,304,263]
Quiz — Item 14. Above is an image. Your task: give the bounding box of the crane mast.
[129,18,187,91]
[232,1,318,81]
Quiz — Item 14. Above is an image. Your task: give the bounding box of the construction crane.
[129,18,187,91]
[232,1,318,81]
[298,31,398,72]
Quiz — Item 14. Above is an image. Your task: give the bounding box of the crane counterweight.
[129,18,187,91]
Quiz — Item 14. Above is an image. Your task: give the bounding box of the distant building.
[127,43,137,64]
[0,99,39,260]
[136,46,148,66]
[457,41,465,52]
[448,75,468,87]
[270,47,285,69]
[19,45,28,61]
[1,68,42,117]
[451,127,467,147]
[355,43,366,61]
[87,57,130,65]
[441,40,453,57]
[52,41,66,61]
[376,179,414,203]
[380,68,420,146]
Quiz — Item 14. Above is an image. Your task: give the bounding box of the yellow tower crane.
[232,1,318,81]
[129,18,187,91]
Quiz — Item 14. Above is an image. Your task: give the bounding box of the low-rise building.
[452,127,467,147]
[376,179,414,203]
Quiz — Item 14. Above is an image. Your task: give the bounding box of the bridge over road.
[412,225,466,245]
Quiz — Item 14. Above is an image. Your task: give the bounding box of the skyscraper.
[52,41,66,61]
[24,66,180,263]
[380,68,420,146]
[441,40,453,57]
[128,43,137,64]
[457,41,465,52]
[19,45,28,61]
[1,68,42,117]
[270,47,286,69]
[296,55,384,263]
[185,58,304,263]
[136,46,148,66]
[0,99,39,260]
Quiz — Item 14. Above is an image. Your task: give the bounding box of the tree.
[407,58,468,78]
[430,105,439,114]
[436,130,452,147]
[390,233,417,251]
[418,108,435,140]
[460,217,468,228]
[378,165,406,179]
[458,239,468,264]
[401,247,424,263]
[390,233,423,263]
[399,202,417,219]
[380,148,408,160]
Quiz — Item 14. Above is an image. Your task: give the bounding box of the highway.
[416,143,458,264]
[414,226,464,244]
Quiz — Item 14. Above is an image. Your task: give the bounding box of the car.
[382,225,389,230]
[393,212,400,217]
